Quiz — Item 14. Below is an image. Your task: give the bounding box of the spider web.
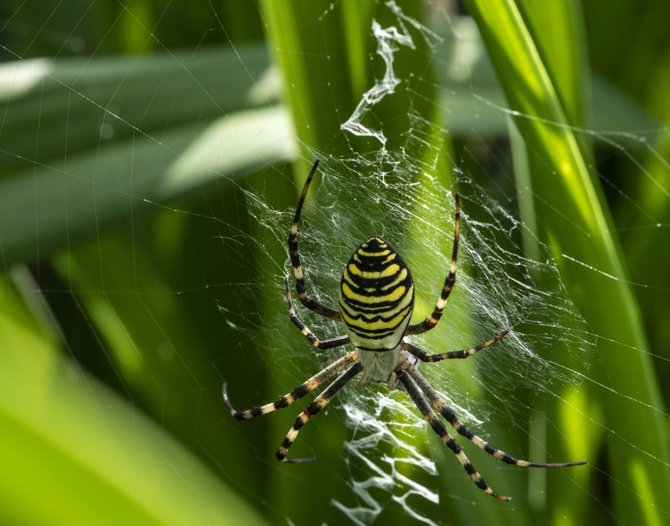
[242,9,592,520]
[1,1,669,526]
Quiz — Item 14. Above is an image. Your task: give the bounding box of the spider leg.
[401,329,509,362]
[277,361,363,463]
[406,366,587,469]
[285,276,349,350]
[395,365,510,501]
[223,352,357,420]
[406,193,460,336]
[288,159,342,322]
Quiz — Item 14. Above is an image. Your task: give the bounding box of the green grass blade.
[258,2,453,522]
[463,0,670,522]
[0,273,267,526]
[0,46,292,266]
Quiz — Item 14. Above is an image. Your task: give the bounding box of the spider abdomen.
[338,237,414,351]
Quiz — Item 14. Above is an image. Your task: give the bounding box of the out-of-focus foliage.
[1,1,668,525]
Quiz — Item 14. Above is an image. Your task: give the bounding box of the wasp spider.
[223,160,586,501]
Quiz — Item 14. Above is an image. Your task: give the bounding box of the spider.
[223,159,586,501]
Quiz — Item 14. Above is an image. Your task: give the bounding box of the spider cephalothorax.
[223,159,586,501]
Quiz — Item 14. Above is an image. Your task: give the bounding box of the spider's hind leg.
[287,159,342,321]
[406,193,461,336]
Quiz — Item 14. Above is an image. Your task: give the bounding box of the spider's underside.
[223,159,586,501]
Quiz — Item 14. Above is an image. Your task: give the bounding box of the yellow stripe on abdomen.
[338,237,414,350]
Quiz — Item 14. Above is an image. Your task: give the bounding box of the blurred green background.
[1,0,669,524]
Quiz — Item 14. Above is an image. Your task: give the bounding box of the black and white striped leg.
[401,329,509,362]
[222,352,357,420]
[406,366,587,469]
[407,193,460,336]
[277,361,364,463]
[285,276,349,350]
[395,366,510,501]
[288,159,342,321]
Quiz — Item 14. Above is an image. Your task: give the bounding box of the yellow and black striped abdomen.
[338,237,414,351]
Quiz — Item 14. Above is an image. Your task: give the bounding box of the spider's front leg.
[276,361,363,463]
[223,352,357,420]
[395,365,511,501]
[406,365,587,469]
[394,357,586,501]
